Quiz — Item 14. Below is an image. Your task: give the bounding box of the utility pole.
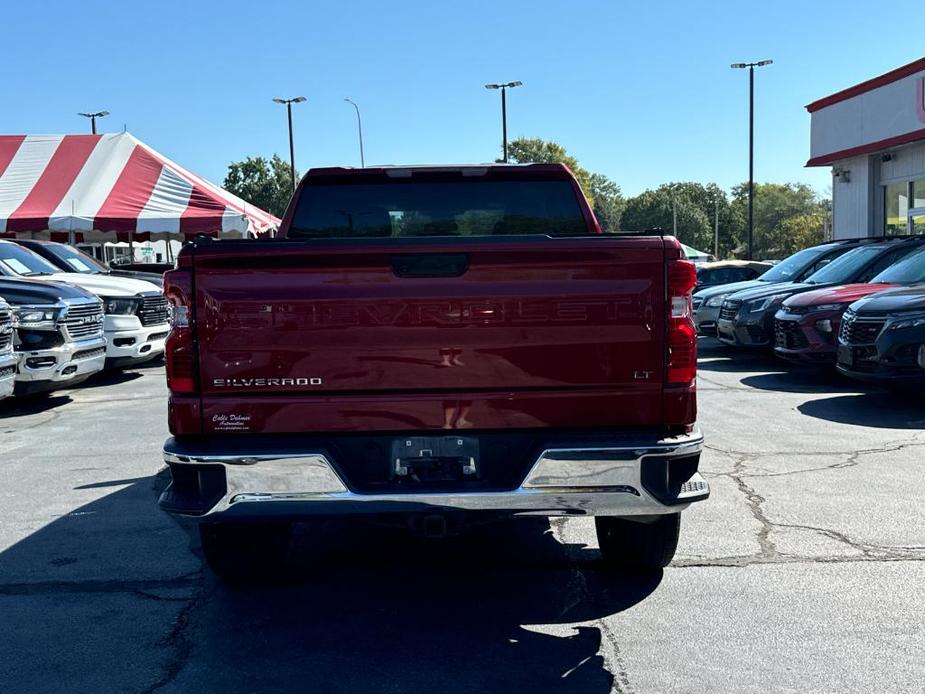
[273,96,307,193]
[731,59,772,259]
[484,81,523,162]
[714,196,720,259]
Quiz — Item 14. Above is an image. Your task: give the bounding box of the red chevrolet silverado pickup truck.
[158,163,708,580]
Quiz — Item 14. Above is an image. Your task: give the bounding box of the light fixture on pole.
[484,81,522,163]
[731,60,772,260]
[344,98,365,168]
[77,111,109,135]
[273,96,307,193]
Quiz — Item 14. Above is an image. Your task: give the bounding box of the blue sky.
[3,0,920,198]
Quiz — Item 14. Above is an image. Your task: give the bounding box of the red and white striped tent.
[0,133,278,242]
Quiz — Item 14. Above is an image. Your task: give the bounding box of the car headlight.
[705,293,729,308]
[12,305,63,329]
[887,313,925,331]
[101,297,140,315]
[813,303,849,312]
[746,294,789,313]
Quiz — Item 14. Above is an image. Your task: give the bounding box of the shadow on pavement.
[0,474,660,693]
[739,366,877,394]
[177,518,659,692]
[0,393,72,419]
[72,369,144,389]
[129,356,166,371]
[696,340,780,374]
[797,391,925,429]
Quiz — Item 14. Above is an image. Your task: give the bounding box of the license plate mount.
[391,436,479,481]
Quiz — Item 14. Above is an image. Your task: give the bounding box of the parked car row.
[694,236,925,391]
[0,241,168,401]
[695,260,774,291]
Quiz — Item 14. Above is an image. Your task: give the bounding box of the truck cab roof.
[303,163,572,177]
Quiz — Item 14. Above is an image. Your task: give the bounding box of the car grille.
[137,294,168,326]
[719,299,741,321]
[64,302,104,340]
[0,306,12,350]
[692,296,703,310]
[775,318,808,350]
[839,313,885,345]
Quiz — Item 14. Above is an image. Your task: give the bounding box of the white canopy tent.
[0,133,278,246]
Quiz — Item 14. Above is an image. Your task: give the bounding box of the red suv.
[774,245,925,363]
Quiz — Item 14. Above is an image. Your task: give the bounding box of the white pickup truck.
[0,276,107,395]
[0,241,167,368]
[0,297,16,400]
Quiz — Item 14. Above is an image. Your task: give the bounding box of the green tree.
[621,188,713,251]
[731,183,825,259]
[588,172,625,232]
[775,213,827,256]
[505,137,625,230]
[655,182,740,257]
[223,154,297,218]
[506,137,595,205]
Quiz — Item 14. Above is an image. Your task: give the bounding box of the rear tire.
[199,521,292,583]
[595,513,681,571]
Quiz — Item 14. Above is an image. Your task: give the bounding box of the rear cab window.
[288,172,592,239]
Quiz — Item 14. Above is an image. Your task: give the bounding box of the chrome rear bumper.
[160,428,708,519]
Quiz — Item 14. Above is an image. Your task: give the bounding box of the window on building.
[914,179,925,234]
[885,179,925,235]
[884,182,909,235]
[915,179,925,209]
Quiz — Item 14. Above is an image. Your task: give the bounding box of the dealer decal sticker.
[212,414,252,431]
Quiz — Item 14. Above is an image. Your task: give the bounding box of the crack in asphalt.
[731,455,777,558]
[702,439,925,569]
[0,573,201,597]
[673,554,925,568]
[141,581,210,694]
[548,517,634,693]
[704,435,925,478]
[70,394,163,405]
[0,408,63,435]
[597,619,634,694]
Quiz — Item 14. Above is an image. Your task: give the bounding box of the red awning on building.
[0,133,278,241]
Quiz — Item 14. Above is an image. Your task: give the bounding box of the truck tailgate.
[192,237,666,433]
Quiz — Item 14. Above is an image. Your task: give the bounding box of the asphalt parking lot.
[1,341,923,693]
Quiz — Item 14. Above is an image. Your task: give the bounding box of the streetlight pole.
[273,96,307,193]
[484,81,522,163]
[344,98,365,167]
[77,111,109,134]
[731,60,772,260]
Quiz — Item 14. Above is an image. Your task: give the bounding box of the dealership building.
[807,57,925,238]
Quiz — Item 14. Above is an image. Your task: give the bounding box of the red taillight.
[164,269,197,395]
[667,259,697,385]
